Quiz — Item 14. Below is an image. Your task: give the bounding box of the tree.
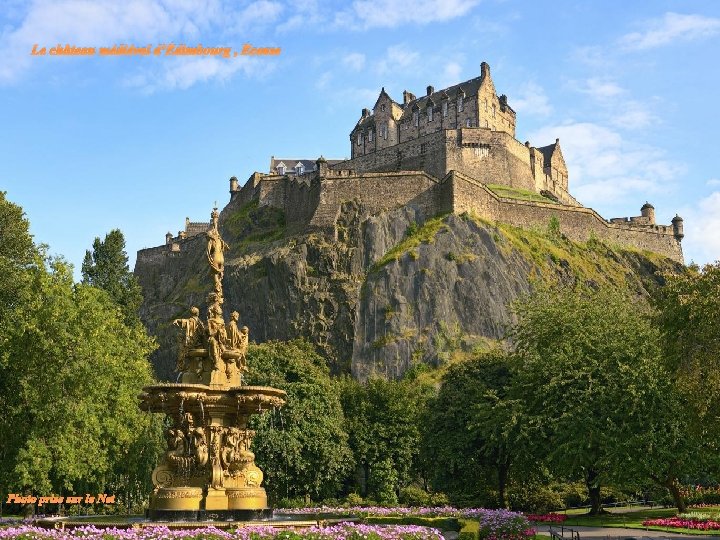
[340,376,433,503]
[0,191,38,337]
[0,258,160,504]
[81,229,143,325]
[511,286,671,514]
[246,339,353,503]
[651,262,720,510]
[422,351,525,508]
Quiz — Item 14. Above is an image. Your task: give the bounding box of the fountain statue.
[139,207,286,521]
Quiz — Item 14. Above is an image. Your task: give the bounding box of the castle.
[157,62,685,263]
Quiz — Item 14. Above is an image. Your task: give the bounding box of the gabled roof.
[536,139,566,170]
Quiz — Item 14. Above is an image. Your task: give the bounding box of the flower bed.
[525,514,567,523]
[643,517,720,531]
[0,523,443,540]
[279,507,533,540]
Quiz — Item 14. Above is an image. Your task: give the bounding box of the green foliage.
[654,262,720,428]
[511,285,678,513]
[546,216,561,239]
[81,229,143,326]
[368,458,399,505]
[224,200,286,250]
[339,376,434,502]
[0,194,162,512]
[0,258,160,502]
[246,339,353,503]
[371,215,449,272]
[421,350,522,508]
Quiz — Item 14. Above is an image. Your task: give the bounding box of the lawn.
[552,507,720,535]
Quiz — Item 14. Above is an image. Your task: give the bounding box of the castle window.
[484,98,488,112]
[458,96,464,112]
[465,118,472,127]
[277,164,286,175]
[295,163,304,175]
[442,101,448,117]
[369,130,374,142]
[492,104,496,118]
[382,125,388,139]
[420,143,426,155]
[413,111,419,127]
[427,107,433,122]
[357,132,362,145]
[381,104,386,112]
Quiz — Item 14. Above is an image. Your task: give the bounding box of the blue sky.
[2,0,719,278]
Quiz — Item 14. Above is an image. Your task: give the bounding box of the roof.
[269,157,343,174]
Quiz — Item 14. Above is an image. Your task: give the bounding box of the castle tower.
[672,215,684,240]
[640,202,656,225]
[229,176,239,193]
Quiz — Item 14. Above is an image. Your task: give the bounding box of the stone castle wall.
[448,172,683,262]
[308,170,445,233]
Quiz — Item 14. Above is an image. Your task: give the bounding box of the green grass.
[485,183,555,203]
[553,507,720,535]
[369,214,450,272]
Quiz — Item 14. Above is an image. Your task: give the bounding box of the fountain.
[138,207,287,521]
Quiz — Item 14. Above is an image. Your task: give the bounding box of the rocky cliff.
[135,194,682,381]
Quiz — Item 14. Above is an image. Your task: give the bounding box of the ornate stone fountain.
[139,208,286,521]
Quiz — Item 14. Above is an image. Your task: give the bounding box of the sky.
[2,0,720,278]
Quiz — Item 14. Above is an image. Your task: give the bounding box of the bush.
[399,486,431,506]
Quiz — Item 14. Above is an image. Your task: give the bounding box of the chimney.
[403,90,411,105]
[426,85,434,96]
[481,62,490,78]
[362,108,370,117]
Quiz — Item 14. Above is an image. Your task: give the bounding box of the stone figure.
[207,305,227,373]
[238,326,249,373]
[172,307,205,371]
[191,428,208,467]
[206,208,228,294]
[226,311,242,349]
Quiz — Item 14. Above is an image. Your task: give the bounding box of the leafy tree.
[0,192,38,336]
[651,262,720,510]
[0,258,159,504]
[81,229,143,325]
[511,286,672,514]
[422,351,525,508]
[246,339,353,503]
[339,376,433,502]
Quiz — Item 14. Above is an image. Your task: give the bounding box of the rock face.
[135,197,681,381]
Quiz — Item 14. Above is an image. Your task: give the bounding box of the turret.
[672,215,684,240]
[640,202,655,224]
[229,176,239,193]
[165,232,173,245]
[316,155,328,178]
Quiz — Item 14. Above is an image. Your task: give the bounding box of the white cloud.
[376,44,419,74]
[511,81,552,117]
[342,52,365,71]
[577,78,625,100]
[337,0,480,29]
[125,55,273,93]
[707,178,720,186]
[229,0,284,32]
[528,122,682,206]
[610,101,657,130]
[620,12,720,50]
[438,61,462,89]
[681,191,720,265]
